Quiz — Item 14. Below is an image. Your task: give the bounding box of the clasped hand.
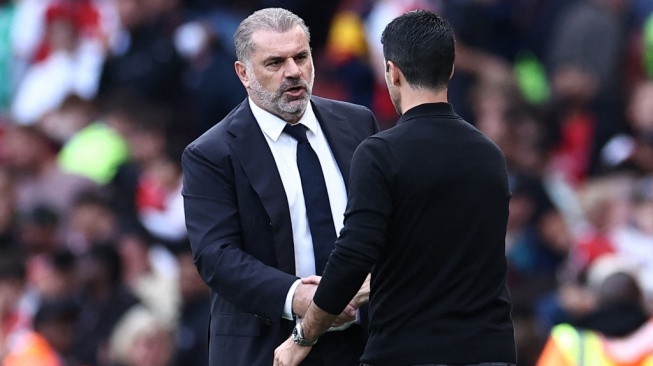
[278,275,370,366]
[292,275,357,327]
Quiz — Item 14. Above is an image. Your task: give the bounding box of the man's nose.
[284,59,301,78]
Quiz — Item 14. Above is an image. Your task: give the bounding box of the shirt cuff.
[282,279,301,321]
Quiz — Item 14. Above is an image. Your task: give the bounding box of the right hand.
[293,276,356,327]
[291,278,318,318]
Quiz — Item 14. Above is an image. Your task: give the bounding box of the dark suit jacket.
[181,96,378,365]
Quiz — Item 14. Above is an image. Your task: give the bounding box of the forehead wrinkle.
[250,27,310,60]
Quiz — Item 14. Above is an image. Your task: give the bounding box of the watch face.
[292,323,316,347]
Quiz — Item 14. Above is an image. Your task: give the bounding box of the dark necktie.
[284,123,336,275]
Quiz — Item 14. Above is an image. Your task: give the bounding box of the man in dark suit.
[181,7,378,366]
[275,10,516,366]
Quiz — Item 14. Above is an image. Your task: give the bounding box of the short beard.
[389,87,402,115]
[248,65,315,123]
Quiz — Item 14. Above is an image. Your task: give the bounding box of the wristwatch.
[292,322,318,347]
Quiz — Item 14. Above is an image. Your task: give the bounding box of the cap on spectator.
[586,253,641,294]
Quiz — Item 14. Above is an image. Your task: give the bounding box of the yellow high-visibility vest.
[549,323,653,366]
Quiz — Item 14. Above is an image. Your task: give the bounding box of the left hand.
[273,337,311,366]
[352,274,371,308]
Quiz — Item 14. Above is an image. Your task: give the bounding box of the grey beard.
[250,81,309,122]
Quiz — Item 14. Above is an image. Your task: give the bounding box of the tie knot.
[284,123,308,143]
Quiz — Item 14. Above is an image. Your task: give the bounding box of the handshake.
[291,274,370,328]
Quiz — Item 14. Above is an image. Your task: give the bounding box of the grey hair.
[234,8,311,63]
[108,306,174,365]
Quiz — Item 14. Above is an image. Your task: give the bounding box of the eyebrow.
[264,56,285,64]
[263,50,310,64]
[295,50,309,58]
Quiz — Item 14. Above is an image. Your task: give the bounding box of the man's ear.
[449,65,455,81]
[235,61,249,88]
[387,61,401,86]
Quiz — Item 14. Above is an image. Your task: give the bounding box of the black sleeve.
[313,136,395,314]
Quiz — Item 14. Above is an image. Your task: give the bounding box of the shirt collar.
[397,102,457,125]
[249,97,318,141]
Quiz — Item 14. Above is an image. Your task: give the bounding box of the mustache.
[280,78,308,91]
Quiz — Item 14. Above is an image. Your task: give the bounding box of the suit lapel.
[312,97,358,190]
[227,101,296,274]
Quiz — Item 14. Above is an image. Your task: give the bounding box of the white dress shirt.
[249,98,347,320]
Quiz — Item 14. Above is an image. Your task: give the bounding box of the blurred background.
[1,0,653,365]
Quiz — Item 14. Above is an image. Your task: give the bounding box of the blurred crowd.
[1,0,653,365]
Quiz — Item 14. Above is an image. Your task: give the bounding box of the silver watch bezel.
[292,322,318,347]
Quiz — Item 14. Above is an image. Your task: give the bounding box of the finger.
[334,312,355,325]
[301,275,321,284]
[332,316,354,327]
[344,304,356,316]
[337,313,354,323]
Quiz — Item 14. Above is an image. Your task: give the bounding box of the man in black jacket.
[275,10,516,366]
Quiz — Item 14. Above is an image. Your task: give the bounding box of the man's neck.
[400,87,448,114]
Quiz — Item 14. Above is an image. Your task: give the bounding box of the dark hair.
[381,10,455,90]
[86,243,123,286]
[51,249,76,273]
[20,204,60,227]
[33,297,80,328]
[599,271,642,305]
[0,253,26,282]
[72,188,113,211]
